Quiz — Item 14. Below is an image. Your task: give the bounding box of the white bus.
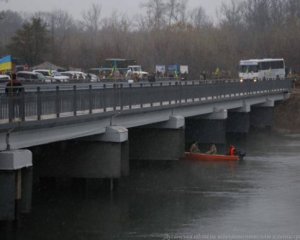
[239,58,286,81]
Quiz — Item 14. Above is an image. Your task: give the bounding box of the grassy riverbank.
[274,88,300,133]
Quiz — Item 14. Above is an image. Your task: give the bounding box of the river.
[3,132,300,240]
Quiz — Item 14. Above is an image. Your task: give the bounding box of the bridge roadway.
[0,78,292,151]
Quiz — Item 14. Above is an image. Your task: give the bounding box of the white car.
[16,71,47,83]
[88,73,100,82]
[33,69,69,83]
[0,74,11,83]
[60,71,88,81]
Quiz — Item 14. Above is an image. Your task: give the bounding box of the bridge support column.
[38,126,129,181]
[227,102,250,134]
[226,106,250,149]
[0,150,32,221]
[227,112,250,134]
[250,101,275,130]
[129,116,185,161]
[186,109,227,153]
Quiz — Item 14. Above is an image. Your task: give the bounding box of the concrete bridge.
[0,78,292,221]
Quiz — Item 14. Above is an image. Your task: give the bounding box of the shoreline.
[274,88,300,133]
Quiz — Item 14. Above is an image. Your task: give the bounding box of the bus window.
[239,65,258,73]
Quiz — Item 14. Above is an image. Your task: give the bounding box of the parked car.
[60,71,88,81]
[88,73,100,82]
[33,69,69,83]
[0,74,11,83]
[16,71,46,83]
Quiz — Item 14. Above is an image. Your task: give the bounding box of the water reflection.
[4,133,300,239]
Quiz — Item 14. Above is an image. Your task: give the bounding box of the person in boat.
[190,141,200,153]
[229,145,236,156]
[206,144,217,155]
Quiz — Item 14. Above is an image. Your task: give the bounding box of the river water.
[5,132,300,240]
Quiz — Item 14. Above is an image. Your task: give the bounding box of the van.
[16,71,46,83]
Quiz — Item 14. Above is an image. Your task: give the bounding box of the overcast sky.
[0,0,234,20]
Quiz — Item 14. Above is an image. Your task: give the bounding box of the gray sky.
[0,0,232,20]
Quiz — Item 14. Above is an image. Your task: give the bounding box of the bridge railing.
[0,79,292,124]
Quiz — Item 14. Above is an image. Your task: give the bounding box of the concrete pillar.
[250,99,275,130]
[0,150,32,221]
[186,109,227,144]
[129,116,185,161]
[227,112,250,134]
[37,126,129,179]
[186,109,227,153]
[250,106,274,130]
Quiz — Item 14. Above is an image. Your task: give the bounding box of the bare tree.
[165,0,187,25]
[8,17,49,65]
[4,0,300,77]
[141,0,166,29]
[81,3,102,34]
[190,6,210,28]
[0,10,23,55]
[219,0,244,29]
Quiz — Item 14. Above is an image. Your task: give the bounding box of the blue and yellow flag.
[0,55,13,72]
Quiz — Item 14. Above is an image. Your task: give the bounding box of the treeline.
[1,0,300,78]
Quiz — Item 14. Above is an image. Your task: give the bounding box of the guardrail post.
[8,95,13,123]
[150,83,153,107]
[180,81,183,104]
[140,83,143,108]
[113,84,116,111]
[103,84,107,112]
[120,84,123,110]
[20,90,25,121]
[55,86,60,118]
[37,87,41,120]
[129,84,132,109]
[160,82,163,106]
[169,82,172,105]
[88,85,92,114]
[73,85,77,116]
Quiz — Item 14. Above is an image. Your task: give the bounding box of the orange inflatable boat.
[184,152,240,161]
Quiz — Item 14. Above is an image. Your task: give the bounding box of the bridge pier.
[227,112,250,134]
[250,100,275,130]
[129,116,185,161]
[227,102,250,134]
[37,126,129,190]
[186,109,228,153]
[0,150,32,221]
[226,105,250,149]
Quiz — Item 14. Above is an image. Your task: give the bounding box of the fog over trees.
[1,0,300,77]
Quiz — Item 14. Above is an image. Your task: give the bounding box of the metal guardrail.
[0,79,292,125]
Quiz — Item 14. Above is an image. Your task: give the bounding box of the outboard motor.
[236,148,246,160]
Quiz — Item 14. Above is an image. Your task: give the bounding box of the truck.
[126,65,149,80]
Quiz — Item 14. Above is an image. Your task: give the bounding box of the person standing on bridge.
[5,73,24,121]
[5,73,23,95]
